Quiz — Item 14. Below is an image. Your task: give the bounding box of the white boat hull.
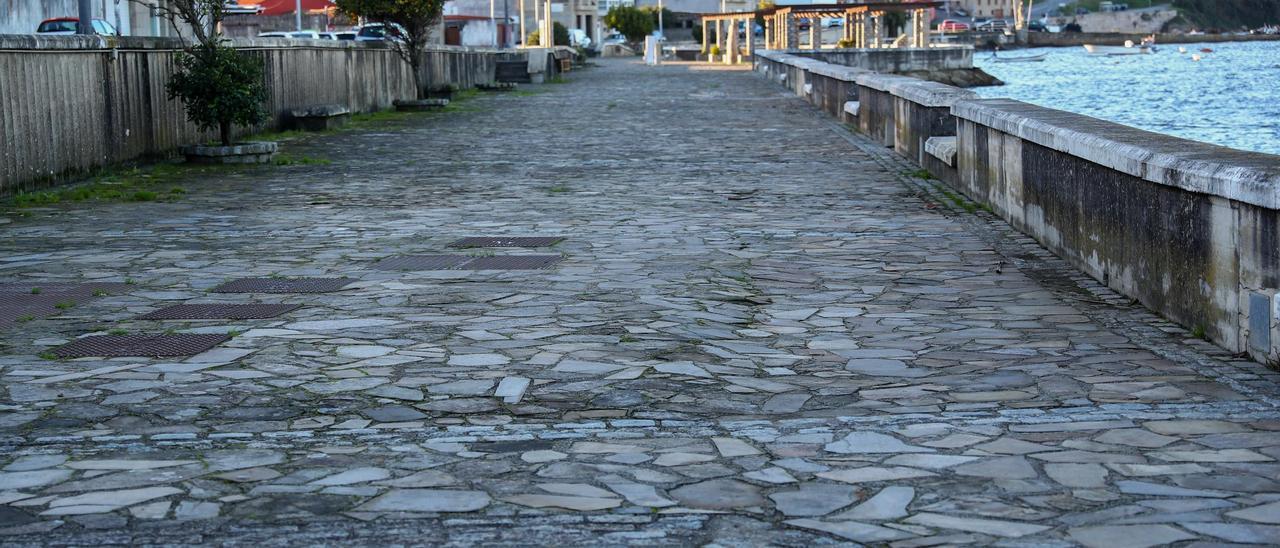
[1084,44,1153,56]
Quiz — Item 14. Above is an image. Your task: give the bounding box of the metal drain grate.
[211,278,356,294]
[463,255,563,270]
[0,282,130,298]
[372,255,474,271]
[137,303,302,320]
[448,237,564,248]
[51,334,231,358]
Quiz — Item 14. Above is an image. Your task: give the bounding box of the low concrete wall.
[754,49,1280,367]
[0,35,500,195]
[787,47,973,73]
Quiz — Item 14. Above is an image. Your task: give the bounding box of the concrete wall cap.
[952,98,1280,210]
[888,80,976,107]
[854,72,918,91]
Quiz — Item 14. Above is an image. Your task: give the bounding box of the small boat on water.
[990,52,1048,63]
[1084,37,1157,56]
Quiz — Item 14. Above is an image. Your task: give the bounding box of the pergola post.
[745,16,755,59]
[873,13,884,48]
[785,13,799,50]
[727,18,739,64]
[860,13,872,48]
[701,19,709,53]
[808,17,818,49]
[917,9,931,48]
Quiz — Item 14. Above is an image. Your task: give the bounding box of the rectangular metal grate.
[448,237,564,248]
[136,303,302,320]
[211,278,355,294]
[0,282,130,298]
[51,334,231,358]
[462,255,563,270]
[372,255,474,271]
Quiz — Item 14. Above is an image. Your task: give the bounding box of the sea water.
[973,40,1280,156]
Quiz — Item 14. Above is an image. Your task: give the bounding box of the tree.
[604,6,654,43]
[167,44,269,146]
[643,6,674,30]
[335,0,448,99]
[527,21,570,46]
[130,0,268,146]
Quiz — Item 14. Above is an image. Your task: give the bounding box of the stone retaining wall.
[0,35,501,195]
[754,49,1280,367]
[786,47,973,73]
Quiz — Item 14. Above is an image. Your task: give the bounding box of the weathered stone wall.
[754,49,1280,366]
[0,35,500,195]
[787,47,973,73]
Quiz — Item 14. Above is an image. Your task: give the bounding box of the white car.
[259,31,322,39]
[37,17,117,35]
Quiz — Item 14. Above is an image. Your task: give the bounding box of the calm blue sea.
[973,40,1280,156]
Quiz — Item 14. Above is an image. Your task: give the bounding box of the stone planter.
[394,98,449,112]
[288,104,351,132]
[180,141,278,164]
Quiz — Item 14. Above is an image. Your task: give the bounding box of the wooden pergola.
[760,2,942,50]
[698,11,757,64]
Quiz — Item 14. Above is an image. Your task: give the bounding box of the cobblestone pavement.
[3,58,1280,546]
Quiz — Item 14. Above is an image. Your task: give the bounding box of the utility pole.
[296,0,303,31]
[658,0,664,39]
[77,0,94,34]
[491,0,498,46]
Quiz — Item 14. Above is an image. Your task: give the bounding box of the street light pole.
[503,0,510,47]
[77,0,94,34]
[658,0,663,39]
[296,0,303,31]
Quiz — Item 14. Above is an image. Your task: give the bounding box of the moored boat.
[991,52,1048,63]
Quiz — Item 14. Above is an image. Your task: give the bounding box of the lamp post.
[296,0,303,31]
[77,0,93,34]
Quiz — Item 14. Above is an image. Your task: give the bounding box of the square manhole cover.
[211,278,355,294]
[372,255,474,271]
[463,255,563,270]
[137,303,302,320]
[51,334,231,358]
[448,237,565,248]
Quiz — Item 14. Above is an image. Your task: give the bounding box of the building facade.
[952,0,1015,19]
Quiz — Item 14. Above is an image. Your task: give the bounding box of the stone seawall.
[755,50,1280,367]
[0,35,501,196]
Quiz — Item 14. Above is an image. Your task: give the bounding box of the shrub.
[527,21,570,46]
[604,6,654,42]
[167,43,268,146]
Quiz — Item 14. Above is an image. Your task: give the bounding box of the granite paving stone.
[1,58,1279,546]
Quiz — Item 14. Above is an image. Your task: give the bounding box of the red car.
[936,20,970,33]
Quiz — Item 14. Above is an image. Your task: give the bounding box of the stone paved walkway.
[3,58,1280,546]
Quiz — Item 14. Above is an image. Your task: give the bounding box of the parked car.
[258,31,321,39]
[602,32,627,45]
[822,18,844,28]
[1027,20,1047,32]
[320,31,357,40]
[36,17,117,35]
[356,23,404,42]
[975,19,1009,32]
[936,20,970,33]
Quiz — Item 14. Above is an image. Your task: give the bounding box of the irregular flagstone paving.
[2,58,1280,545]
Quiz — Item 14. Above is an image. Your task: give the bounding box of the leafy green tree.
[643,6,674,30]
[604,5,654,42]
[335,0,448,99]
[527,21,570,46]
[168,44,268,146]
[129,0,267,146]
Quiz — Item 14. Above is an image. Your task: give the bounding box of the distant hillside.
[1168,0,1280,31]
